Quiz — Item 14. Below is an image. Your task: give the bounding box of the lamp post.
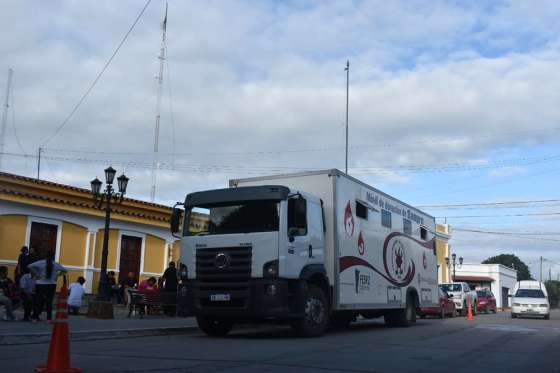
[445,253,463,282]
[89,166,129,305]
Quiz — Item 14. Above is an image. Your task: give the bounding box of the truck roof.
[230,168,435,220]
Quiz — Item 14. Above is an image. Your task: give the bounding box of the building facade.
[0,172,179,293]
[455,263,518,309]
[435,223,452,283]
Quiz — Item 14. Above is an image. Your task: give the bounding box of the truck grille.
[195,247,252,307]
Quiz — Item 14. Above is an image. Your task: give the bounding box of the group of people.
[0,246,86,322]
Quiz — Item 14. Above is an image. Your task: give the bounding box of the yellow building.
[435,223,452,283]
[0,172,180,293]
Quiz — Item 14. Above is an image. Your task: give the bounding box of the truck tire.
[439,307,445,319]
[544,314,550,320]
[385,294,416,327]
[291,285,329,337]
[196,316,233,337]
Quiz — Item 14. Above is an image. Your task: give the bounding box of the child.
[19,272,36,321]
[68,277,86,315]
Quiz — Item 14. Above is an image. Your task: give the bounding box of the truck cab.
[172,185,330,337]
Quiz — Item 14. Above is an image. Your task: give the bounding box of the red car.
[476,289,497,313]
[419,288,456,318]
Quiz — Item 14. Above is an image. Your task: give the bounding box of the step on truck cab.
[170,169,439,337]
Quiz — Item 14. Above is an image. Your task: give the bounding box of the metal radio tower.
[150,3,168,202]
[0,68,14,172]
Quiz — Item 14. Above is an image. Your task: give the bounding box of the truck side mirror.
[288,227,298,242]
[170,204,184,238]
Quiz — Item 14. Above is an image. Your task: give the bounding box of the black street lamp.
[90,166,128,302]
[445,253,463,281]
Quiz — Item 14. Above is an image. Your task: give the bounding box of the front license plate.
[210,294,230,301]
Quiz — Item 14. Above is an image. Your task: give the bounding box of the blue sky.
[1,0,560,278]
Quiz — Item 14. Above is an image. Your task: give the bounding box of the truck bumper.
[179,279,305,320]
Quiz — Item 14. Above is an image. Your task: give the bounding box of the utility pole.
[540,256,543,286]
[0,68,14,172]
[150,2,168,202]
[344,60,349,174]
[37,147,42,179]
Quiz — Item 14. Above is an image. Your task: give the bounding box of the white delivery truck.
[170,169,439,337]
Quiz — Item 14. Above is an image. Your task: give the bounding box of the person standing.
[29,253,66,322]
[68,277,86,315]
[0,266,15,321]
[15,246,31,283]
[161,262,178,316]
[19,272,36,321]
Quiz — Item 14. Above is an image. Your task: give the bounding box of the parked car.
[511,281,550,319]
[418,288,456,319]
[476,289,497,314]
[439,282,477,316]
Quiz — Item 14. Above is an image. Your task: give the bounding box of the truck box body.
[229,169,439,311]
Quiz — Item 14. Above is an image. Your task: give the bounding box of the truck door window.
[356,201,368,220]
[381,209,391,228]
[288,198,307,236]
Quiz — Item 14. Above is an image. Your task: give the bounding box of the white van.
[511,281,550,319]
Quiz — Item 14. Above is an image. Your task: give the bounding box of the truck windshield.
[184,200,280,236]
[514,289,545,298]
[440,284,462,292]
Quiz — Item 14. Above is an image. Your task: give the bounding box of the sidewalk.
[0,305,197,345]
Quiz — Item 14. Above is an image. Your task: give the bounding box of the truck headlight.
[514,303,521,307]
[263,260,278,278]
[539,304,548,308]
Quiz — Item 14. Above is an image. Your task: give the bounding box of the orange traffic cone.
[36,278,81,373]
[467,300,474,321]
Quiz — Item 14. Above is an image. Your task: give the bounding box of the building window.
[356,201,368,220]
[403,218,412,235]
[420,226,428,240]
[381,210,391,228]
[29,222,58,259]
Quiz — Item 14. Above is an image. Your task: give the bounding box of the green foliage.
[482,254,532,281]
[545,281,559,308]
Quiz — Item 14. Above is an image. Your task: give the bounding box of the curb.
[0,326,199,345]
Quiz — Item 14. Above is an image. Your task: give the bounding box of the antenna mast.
[0,68,14,172]
[150,3,168,202]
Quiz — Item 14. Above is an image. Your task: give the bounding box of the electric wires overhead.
[41,0,153,146]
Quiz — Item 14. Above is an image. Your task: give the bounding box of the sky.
[1,0,560,279]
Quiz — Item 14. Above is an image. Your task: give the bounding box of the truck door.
[286,197,324,278]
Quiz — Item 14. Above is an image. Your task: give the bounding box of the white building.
[454,263,517,309]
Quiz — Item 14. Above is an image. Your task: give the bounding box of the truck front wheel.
[196,316,233,337]
[292,285,329,337]
[385,294,416,327]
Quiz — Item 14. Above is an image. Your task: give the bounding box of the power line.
[419,199,560,209]
[41,0,152,146]
[453,228,560,242]
[438,212,560,219]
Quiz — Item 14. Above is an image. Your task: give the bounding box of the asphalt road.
[2,310,560,373]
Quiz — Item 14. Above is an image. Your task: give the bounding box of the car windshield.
[476,291,487,297]
[184,200,280,236]
[440,284,461,292]
[514,289,545,298]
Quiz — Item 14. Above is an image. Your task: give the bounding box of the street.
[2,310,559,373]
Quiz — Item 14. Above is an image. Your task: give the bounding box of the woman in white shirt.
[28,253,66,322]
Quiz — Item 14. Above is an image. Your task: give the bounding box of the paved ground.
[1,310,559,372]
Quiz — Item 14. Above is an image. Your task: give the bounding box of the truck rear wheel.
[385,294,416,327]
[291,285,329,337]
[196,316,233,337]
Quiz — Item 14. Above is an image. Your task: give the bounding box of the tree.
[545,280,559,308]
[482,254,532,281]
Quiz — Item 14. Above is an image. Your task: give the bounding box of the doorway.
[29,221,58,260]
[118,235,142,285]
